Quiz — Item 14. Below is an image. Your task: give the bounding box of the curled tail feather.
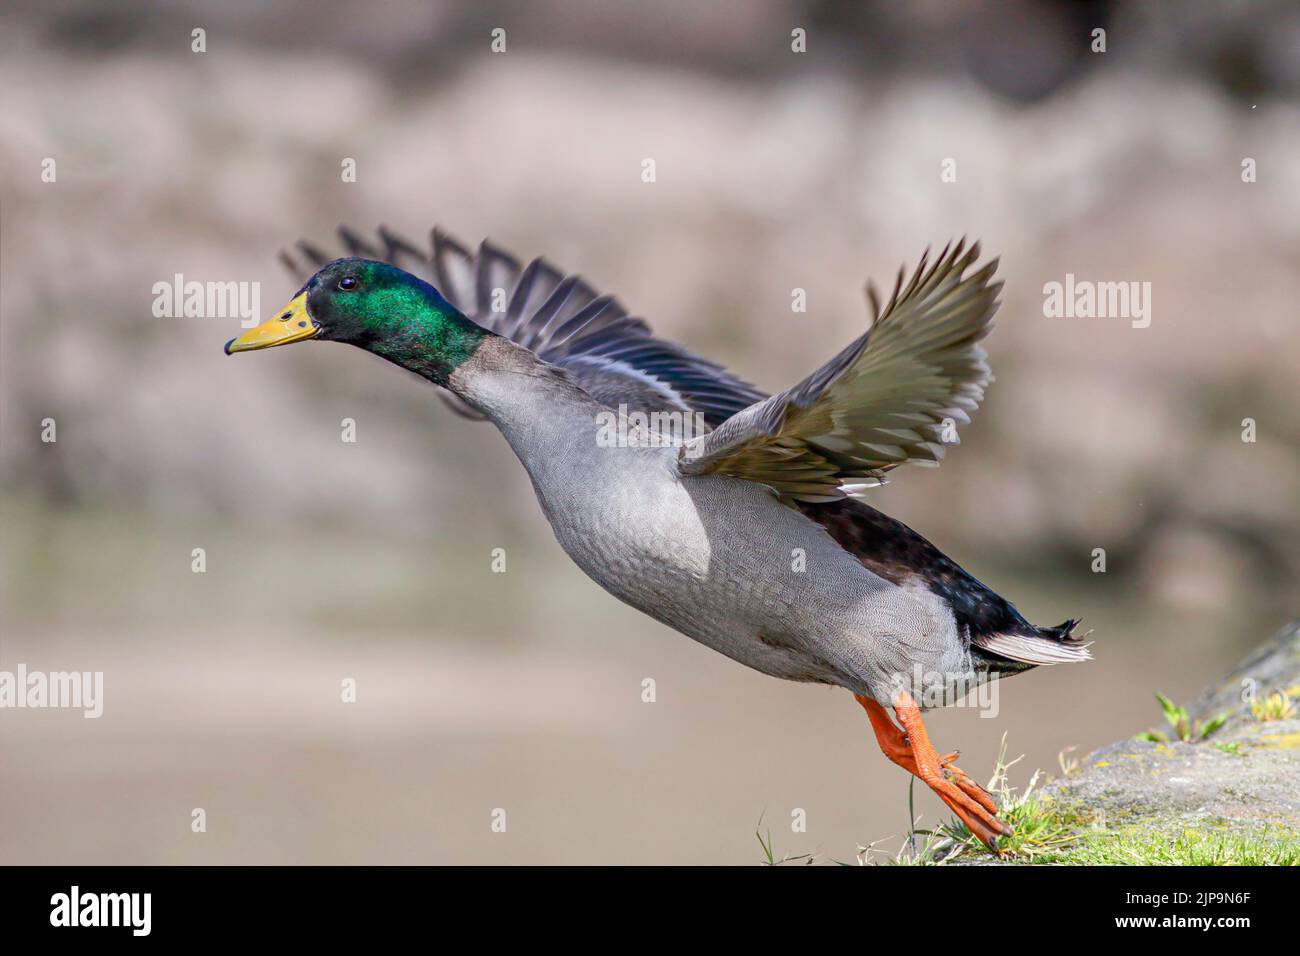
[971,618,1093,666]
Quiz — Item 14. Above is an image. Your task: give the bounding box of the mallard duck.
[226,226,1090,849]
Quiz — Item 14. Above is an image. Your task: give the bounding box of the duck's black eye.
[338,276,359,291]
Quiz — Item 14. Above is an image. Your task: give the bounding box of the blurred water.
[0,505,1263,864]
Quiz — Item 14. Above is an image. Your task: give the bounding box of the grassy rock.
[947,621,1300,865]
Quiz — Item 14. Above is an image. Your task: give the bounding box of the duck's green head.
[225,257,490,385]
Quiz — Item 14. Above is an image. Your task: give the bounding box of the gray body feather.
[452,340,977,705]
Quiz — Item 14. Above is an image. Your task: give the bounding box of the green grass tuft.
[1050,828,1300,866]
[931,737,1085,861]
[890,736,1300,866]
[755,813,818,865]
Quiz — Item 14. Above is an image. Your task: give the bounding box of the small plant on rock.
[1136,692,1229,743]
[1250,689,1296,722]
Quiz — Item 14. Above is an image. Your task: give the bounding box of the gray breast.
[530,450,970,702]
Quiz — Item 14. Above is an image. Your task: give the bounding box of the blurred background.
[2,0,1298,864]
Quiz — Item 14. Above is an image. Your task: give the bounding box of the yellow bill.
[225,292,320,354]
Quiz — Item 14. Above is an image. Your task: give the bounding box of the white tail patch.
[972,629,1093,665]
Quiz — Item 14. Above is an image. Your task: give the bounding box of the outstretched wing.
[280,226,766,426]
[677,241,1000,502]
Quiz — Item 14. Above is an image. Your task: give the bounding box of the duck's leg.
[854,691,1011,850]
[857,694,979,795]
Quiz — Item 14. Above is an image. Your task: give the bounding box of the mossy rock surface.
[957,621,1300,865]
[1050,718,1300,832]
